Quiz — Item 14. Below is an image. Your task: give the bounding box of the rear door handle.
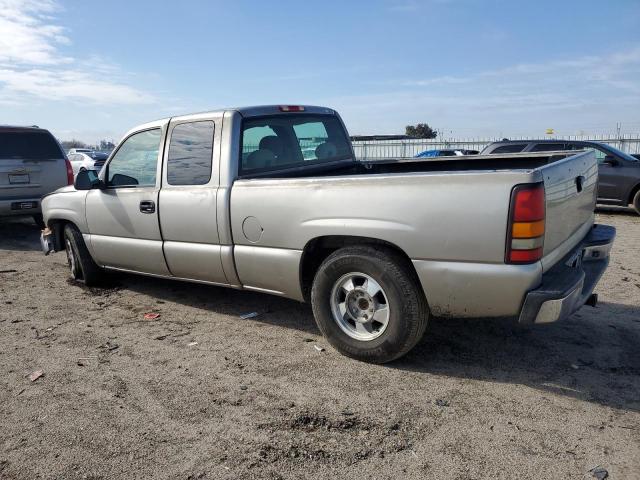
[139,200,155,214]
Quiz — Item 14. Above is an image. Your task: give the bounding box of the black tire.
[32,214,45,229]
[311,246,429,363]
[63,224,103,286]
[633,189,640,216]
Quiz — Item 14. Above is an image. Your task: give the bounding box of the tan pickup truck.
[41,105,615,363]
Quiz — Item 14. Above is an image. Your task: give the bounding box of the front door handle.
[139,200,155,214]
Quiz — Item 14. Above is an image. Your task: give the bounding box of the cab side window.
[107,129,161,187]
[167,121,214,185]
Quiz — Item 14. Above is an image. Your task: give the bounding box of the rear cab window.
[0,130,64,160]
[240,114,352,175]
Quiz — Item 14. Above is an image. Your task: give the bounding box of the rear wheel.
[311,246,429,363]
[63,224,103,286]
[632,189,640,216]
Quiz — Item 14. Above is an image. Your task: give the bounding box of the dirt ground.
[0,210,639,480]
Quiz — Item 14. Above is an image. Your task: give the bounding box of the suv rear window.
[240,114,352,175]
[0,130,64,160]
[490,144,527,154]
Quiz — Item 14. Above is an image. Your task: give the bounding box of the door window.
[593,148,608,164]
[106,129,161,187]
[167,121,214,185]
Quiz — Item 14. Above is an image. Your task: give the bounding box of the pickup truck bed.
[41,105,615,363]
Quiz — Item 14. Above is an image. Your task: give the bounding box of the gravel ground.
[0,210,639,480]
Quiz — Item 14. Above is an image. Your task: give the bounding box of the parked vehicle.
[67,148,93,154]
[1,126,73,227]
[481,140,640,214]
[68,151,109,174]
[415,149,479,158]
[41,106,615,363]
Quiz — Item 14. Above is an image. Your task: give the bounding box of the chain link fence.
[352,134,640,160]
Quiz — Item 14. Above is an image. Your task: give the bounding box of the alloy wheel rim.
[330,272,390,341]
[65,239,79,279]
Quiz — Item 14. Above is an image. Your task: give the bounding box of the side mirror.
[74,169,103,190]
[603,155,619,166]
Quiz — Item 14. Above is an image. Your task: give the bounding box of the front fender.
[42,189,89,233]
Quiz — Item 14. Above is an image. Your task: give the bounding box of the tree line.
[60,139,116,152]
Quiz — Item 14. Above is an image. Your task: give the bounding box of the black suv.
[481,140,640,214]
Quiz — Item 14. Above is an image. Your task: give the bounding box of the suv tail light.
[65,158,74,185]
[506,183,545,264]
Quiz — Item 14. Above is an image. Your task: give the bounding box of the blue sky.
[1,0,639,143]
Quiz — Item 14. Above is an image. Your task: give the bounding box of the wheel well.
[299,235,415,302]
[628,182,640,206]
[47,219,71,251]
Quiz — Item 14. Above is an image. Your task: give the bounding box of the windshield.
[89,152,109,160]
[600,143,639,162]
[0,131,64,160]
[240,114,353,175]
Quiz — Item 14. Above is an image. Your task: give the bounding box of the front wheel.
[632,190,640,216]
[63,224,103,286]
[311,246,429,363]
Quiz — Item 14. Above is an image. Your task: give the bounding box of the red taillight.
[65,158,74,185]
[279,105,305,112]
[506,183,545,264]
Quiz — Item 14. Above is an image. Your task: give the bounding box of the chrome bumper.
[519,224,615,324]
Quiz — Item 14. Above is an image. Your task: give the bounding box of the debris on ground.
[143,312,161,320]
[154,335,168,340]
[99,341,119,352]
[240,311,260,319]
[314,345,325,352]
[303,338,314,342]
[435,399,450,407]
[240,385,248,391]
[187,341,198,347]
[570,363,580,370]
[589,465,609,479]
[28,370,44,382]
[0,269,17,274]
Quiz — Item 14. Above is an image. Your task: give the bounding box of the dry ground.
[0,210,639,479]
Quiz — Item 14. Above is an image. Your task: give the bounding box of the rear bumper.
[518,224,615,324]
[0,198,41,216]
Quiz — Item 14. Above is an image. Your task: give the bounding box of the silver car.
[1,126,72,227]
[41,106,615,363]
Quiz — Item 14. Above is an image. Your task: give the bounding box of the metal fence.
[352,134,640,160]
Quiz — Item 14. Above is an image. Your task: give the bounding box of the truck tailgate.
[541,150,598,264]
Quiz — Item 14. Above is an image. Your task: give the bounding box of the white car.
[67,151,109,175]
